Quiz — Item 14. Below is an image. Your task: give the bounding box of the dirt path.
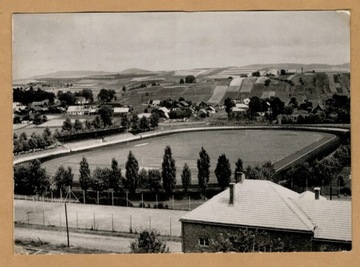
[15,226,182,254]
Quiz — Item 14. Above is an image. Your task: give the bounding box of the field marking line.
[134,143,149,147]
[275,135,337,172]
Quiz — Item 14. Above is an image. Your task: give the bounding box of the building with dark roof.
[180,178,351,253]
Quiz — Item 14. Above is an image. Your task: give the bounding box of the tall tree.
[215,154,232,189]
[138,168,148,189]
[91,167,111,192]
[249,96,262,114]
[124,151,139,193]
[185,75,196,83]
[110,158,122,192]
[53,166,70,193]
[79,157,91,194]
[131,113,140,133]
[97,88,110,102]
[121,113,130,129]
[234,158,244,181]
[92,116,102,129]
[181,163,192,194]
[130,229,169,253]
[197,147,211,193]
[260,161,276,181]
[139,116,150,132]
[98,105,114,127]
[73,119,83,131]
[150,113,159,129]
[224,97,235,114]
[162,146,176,196]
[62,117,73,132]
[14,160,49,196]
[148,169,162,192]
[29,159,49,195]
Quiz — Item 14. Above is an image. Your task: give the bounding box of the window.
[199,238,210,247]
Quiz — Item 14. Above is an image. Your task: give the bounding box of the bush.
[340,187,351,196]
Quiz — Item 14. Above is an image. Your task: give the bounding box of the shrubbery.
[13,128,55,154]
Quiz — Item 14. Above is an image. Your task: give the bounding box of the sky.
[13,11,350,79]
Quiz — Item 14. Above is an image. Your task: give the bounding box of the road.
[15,227,182,254]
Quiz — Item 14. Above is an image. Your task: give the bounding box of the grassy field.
[42,129,333,184]
[15,200,187,236]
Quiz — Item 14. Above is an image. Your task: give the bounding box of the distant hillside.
[120,68,155,75]
[242,63,350,72]
[29,70,117,80]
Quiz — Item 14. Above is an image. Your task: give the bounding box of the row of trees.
[57,88,94,106]
[13,87,55,105]
[13,128,55,154]
[14,145,250,197]
[281,144,351,192]
[121,112,159,133]
[58,105,115,137]
[97,89,116,102]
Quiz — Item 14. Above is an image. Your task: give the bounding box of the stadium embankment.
[14,125,349,173]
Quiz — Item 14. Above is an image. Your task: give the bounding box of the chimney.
[235,171,245,184]
[314,187,321,200]
[229,183,235,206]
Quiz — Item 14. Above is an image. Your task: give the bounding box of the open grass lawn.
[42,129,333,185]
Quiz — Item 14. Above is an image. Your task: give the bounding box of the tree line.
[14,144,273,198]
[13,128,56,154]
[13,87,55,105]
[280,144,351,193]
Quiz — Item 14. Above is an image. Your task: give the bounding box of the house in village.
[157,107,170,119]
[137,113,152,119]
[235,103,249,110]
[198,102,208,110]
[75,96,90,105]
[31,99,49,108]
[113,107,130,117]
[148,99,161,108]
[206,106,217,114]
[66,105,94,115]
[180,177,351,253]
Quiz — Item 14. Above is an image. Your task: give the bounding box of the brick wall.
[182,221,314,253]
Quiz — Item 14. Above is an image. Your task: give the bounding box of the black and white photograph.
[12,11,351,254]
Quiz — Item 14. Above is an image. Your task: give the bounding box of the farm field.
[42,130,334,184]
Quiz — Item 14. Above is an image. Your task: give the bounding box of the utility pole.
[64,203,70,247]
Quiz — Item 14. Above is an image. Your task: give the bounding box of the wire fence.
[14,199,188,237]
[14,190,207,211]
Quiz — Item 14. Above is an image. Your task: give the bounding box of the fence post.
[141,193,144,210]
[188,196,191,211]
[130,215,132,233]
[51,191,53,202]
[83,190,86,204]
[60,190,62,201]
[172,195,174,210]
[111,214,114,232]
[97,191,99,205]
[111,191,114,206]
[169,218,172,236]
